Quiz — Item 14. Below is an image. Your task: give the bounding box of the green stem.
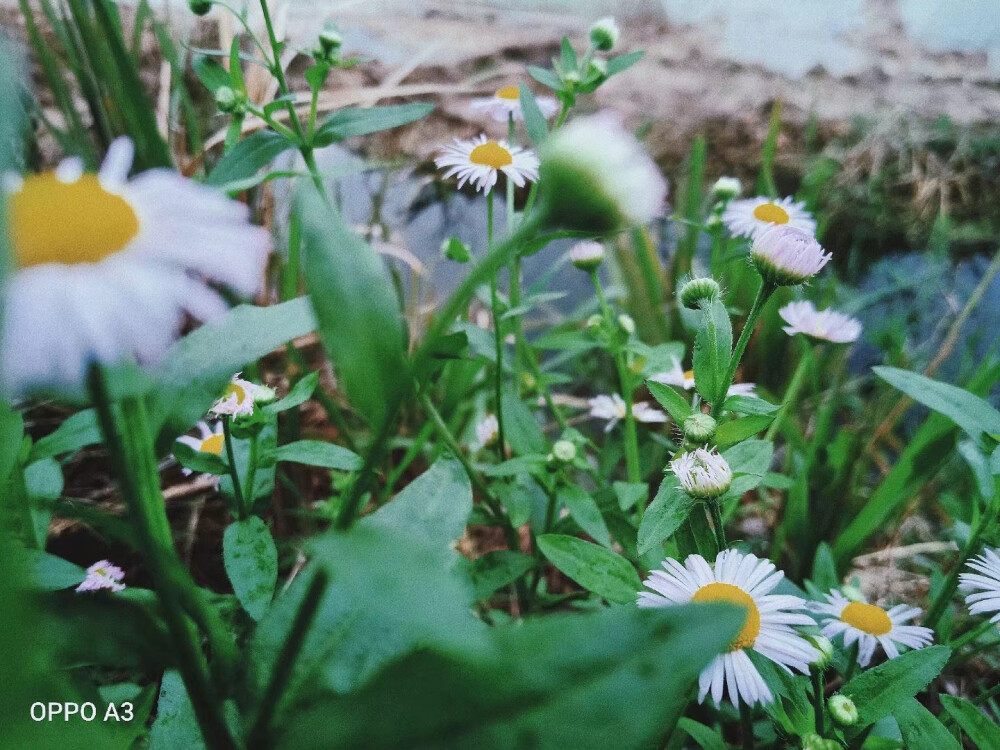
[486,191,507,460]
[281,209,302,302]
[843,642,860,682]
[811,669,825,735]
[222,416,247,520]
[924,517,989,630]
[712,279,774,418]
[739,701,755,750]
[706,497,727,553]
[973,681,1000,706]
[765,344,811,441]
[950,618,998,653]
[244,431,259,515]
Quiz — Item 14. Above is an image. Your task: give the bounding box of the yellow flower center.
[199,434,225,455]
[496,85,521,100]
[8,173,139,268]
[752,202,790,225]
[692,582,761,651]
[840,602,892,636]
[469,141,513,169]
[224,383,249,405]
[684,369,694,381]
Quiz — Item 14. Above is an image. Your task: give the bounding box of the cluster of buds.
[551,18,620,99]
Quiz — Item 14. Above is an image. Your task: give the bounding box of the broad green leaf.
[518,83,548,145]
[638,480,695,555]
[27,550,85,591]
[714,414,773,447]
[874,366,1000,443]
[313,103,433,146]
[722,439,773,495]
[558,485,611,547]
[206,130,296,188]
[646,380,693,423]
[940,694,1000,748]
[262,371,319,414]
[894,697,961,750]
[536,534,641,604]
[149,671,207,750]
[692,299,732,407]
[841,646,950,727]
[468,550,536,600]
[223,516,277,621]
[270,440,362,471]
[29,408,100,461]
[172,441,228,475]
[301,189,409,429]
[496,480,534,528]
[24,458,62,500]
[500,388,547,456]
[722,394,780,415]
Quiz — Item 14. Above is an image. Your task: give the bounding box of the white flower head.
[175,421,225,475]
[779,300,861,344]
[539,111,668,233]
[470,85,559,123]
[751,225,831,286]
[568,240,605,272]
[722,195,816,238]
[813,589,934,666]
[0,137,270,398]
[475,413,499,449]
[76,560,126,593]
[435,135,539,194]
[588,393,666,433]
[671,446,732,499]
[649,356,694,390]
[589,16,620,51]
[727,382,757,398]
[711,176,742,201]
[639,550,818,708]
[959,548,1000,624]
[210,374,271,418]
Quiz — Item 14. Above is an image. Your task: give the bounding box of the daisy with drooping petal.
[639,549,818,708]
[435,135,539,194]
[671,446,732,499]
[470,85,559,123]
[721,195,817,238]
[210,373,273,418]
[76,560,126,593]
[588,393,667,433]
[779,301,862,344]
[959,548,1000,624]
[751,225,831,287]
[813,589,934,666]
[0,137,270,398]
[175,421,225,475]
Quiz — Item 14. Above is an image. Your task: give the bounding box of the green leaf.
[172,441,229,475]
[149,671,208,750]
[500,388,547,456]
[536,534,641,604]
[692,299,732,407]
[0,406,24,484]
[496,480,534,528]
[558,485,611,547]
[810,542,839,591]
[940,694,1000,748]
[677,717,727,750]
[192,54,229,93]
[269,440,362,471]
[206,130,296,188]
[223,516,277,621]
[528,64,562,90]
[442,236,471,263]
[313,103,433,146]
[468,550,535,600]
[262,371,319,414]
[874,366,1000,443]
[613,481,648,512]
[894,697,961,750]
[24,458,63,500]
[722,394,779,416]
[29,408,100,461]
[841,646,951,728]
[301,189,410,429]
[27,550,85,591]
[606,50,644,76]
[714,414,774,447]
[722,439,773,495]
[518,83,548,145]
[560,36,578,72]
[646,380,693,423]
[638,480,695,555]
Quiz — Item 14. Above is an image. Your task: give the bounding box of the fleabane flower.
[779,300,861,343]
[569,240,605,272]
[475,413,499,449]
[813,589,934,666]
[0,138,270,398]
[435,135,539,194]
[671,446,732,499]
[639,550,818,708]
[175,421,225,475]
[722,195,816,238]
[76,560,126,593]
[539,111,668,233]
[588,393,666,433]
[751,225,831,286]
[210,374,273,418]
[959,548,1000,624]
[470,85,559,123]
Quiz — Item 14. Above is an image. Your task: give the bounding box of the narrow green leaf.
[500,388,547,456]
[192,55,229,93]
[722,394,779,415]
[29,409,100,461]
[223,516,278,621]
[262,371,319,414]
[841,646,951,727]
[468,550,536,600]
[894,697,961,750]
[606,51,644,77]
[536,534,641,604]
[638,480,695,555]
[206,130,296,188]
[313,103,433,146]
[559,36,578,71]
[270,440,362,471]
[0,407,25,483]
[518,83,548,145]
[172,441,228,475]
[558,485,611,547]
[527,65,562,90]
[646,380,693,423]
[941,694,1000,748]
[677,717,727,750]
[692,299,732,406]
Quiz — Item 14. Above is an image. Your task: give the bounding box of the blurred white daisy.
[671,446,732,499]
[0,137,269,398]
[721,196,816,238]
[76,560,126,593]
[639,549,817,708]
[435,135,539,194]
[649,357,756,398]
[751,225,831,287]
[814,589,934,666]
[568,240,605,271]
[959,548,1000,624]
[470,85,559,123]
[588,393,667,433]
[475,413,499,450]
[175,421,225,475]
[779,301,861,344]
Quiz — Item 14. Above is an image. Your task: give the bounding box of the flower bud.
[711,176,741,201]
[679,277,720,309]
[552,439,577,462]
[214,86,241,114]
[801,733,838,750]
[589,17,620,52]
[683,413,716,443]
[318,27,342,53]
[617,314,635,335]
[751,225,831,287]
[828,694,858,727]
[586,314,603,330]
[188,0,212,15]
[588,58,608,79]
[670,447,732,499]
[569,240,604,272]
[807,634,834,669]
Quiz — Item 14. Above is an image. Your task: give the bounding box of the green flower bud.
[552,440,577,462]
[683,413,717,443]
[586,314,603,330]
[828,694,858,727]
[711,176,741,201]
[589,17,620,52]
[800,733,838,750]
[214,86,241,114]
[679,277,721,309]
[807,634,834,669]
[588,58,608,79]
[188,0,212,15]
[319,27,342,53]
[569,240,604,272]
[617,314,635,335]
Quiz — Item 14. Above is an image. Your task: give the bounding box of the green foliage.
[223,517,278,621]
[536,534,642,603]
[841,646,951,728]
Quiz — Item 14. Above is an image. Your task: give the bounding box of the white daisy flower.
[539,111,668,233]
[210,373,273,418]
[175,421,225,475]
[435,135,539,194]
[670,446,732,499]
[568,240,605,272]
[1,137,269,398]
[750,225,831,287]
[813,589,934,666]
[779,300,861,344]
[639,549,818,708]
[721,195,817,238]
[76,560,126,593]
[959,548,1000,624]
[470,85,559,123]
[475,413,499,450]
[588,393,667,433]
